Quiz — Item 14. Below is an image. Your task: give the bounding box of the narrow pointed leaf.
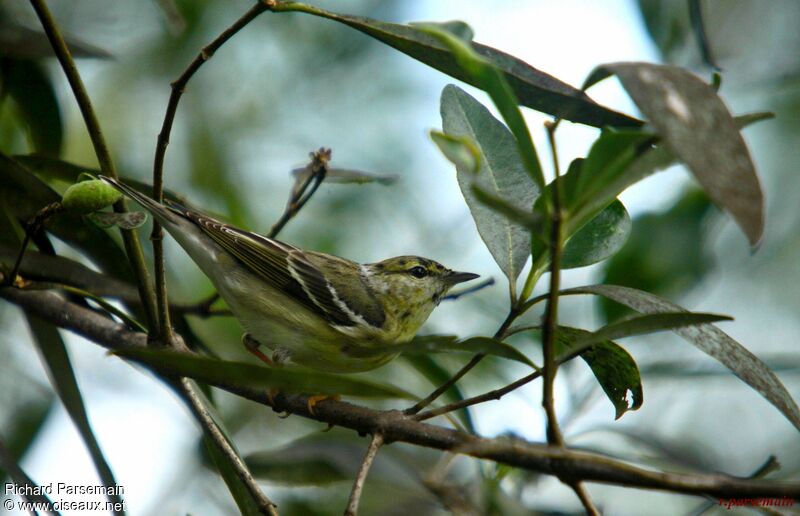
[586,62,764,247]
[0,437,56,513]
[351,335,537,369]
[114,348,414,400]
[564,284,800,431]
[3,60,62,155]
[273,3,640,128]
[563,312,734,358]
[441,85,538,283]
[25,315,124,511]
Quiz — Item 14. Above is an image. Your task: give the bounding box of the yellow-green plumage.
[101,176,478,372]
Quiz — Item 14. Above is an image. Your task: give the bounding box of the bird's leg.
[307,394,341,415]
[242,333,273,366]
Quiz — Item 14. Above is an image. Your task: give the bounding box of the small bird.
[101,177,479,373]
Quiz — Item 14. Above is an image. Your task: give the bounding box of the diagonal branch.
[3,286,800,501]
[345,432,384,516]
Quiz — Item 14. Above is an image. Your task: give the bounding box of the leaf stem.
[28,0,158,333]
[541,120,564,447]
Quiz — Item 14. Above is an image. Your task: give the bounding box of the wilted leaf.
[114,348,414,400]
[87,211,147,229]
[291,166,397,185]
[586,62,764,247]
[441,85,538,284]
[273,3,640,128]
[555,327,643,419]
[564,284,800,431]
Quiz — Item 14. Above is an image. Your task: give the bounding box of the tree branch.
[345,432,384,516]
[3,286,800,501]
[151,0,276,344]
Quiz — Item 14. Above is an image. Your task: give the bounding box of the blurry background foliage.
[0,0,799,514]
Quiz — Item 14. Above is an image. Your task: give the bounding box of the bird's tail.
[99,176,180,225]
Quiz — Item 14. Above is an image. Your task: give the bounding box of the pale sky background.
[8,2,698,514]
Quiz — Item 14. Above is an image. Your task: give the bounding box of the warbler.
[101,177,479,373]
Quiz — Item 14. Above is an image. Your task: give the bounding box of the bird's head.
[363,256,479,340]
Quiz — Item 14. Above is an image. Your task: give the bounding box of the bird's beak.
[445,270,480,285]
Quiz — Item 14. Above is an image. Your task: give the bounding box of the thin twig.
[151,1,275,344]
[268,148,330,237]
[175,378,278,516]
[543,121,599,512]
[195,147,330,312]
[5,286,800,501]
[404,306,520,415]
[28,0,158,332]
[2,202,63,287]
[569,481,600,515]
[344,432,384,516]
[541,120,565,447]
[442,277,495,301]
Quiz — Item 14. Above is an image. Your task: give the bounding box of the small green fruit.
[61,179,122,214]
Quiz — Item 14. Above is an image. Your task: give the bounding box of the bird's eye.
[409,266,428,278]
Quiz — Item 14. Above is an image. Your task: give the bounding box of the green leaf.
[351,335,537,369]
[25,315,124,511]
[114,348,414,400]
[0,19,110,59]
[586,62,764,247]
[562,312,734,359]
[408,20,473,42]
[555,327,643,419]
[564,284,800,431]
[440,85,538,284]
[430,130,481,174]
[0,436,56,511]
[3,60,62,155]
[272,3,641,128]
[0,395,53,485]
[427,31,544,189]
[560,200,631,269]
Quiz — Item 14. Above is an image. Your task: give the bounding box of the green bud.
[61,179,122,214]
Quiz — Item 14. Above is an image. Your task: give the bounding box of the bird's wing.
[183,210,383,329]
